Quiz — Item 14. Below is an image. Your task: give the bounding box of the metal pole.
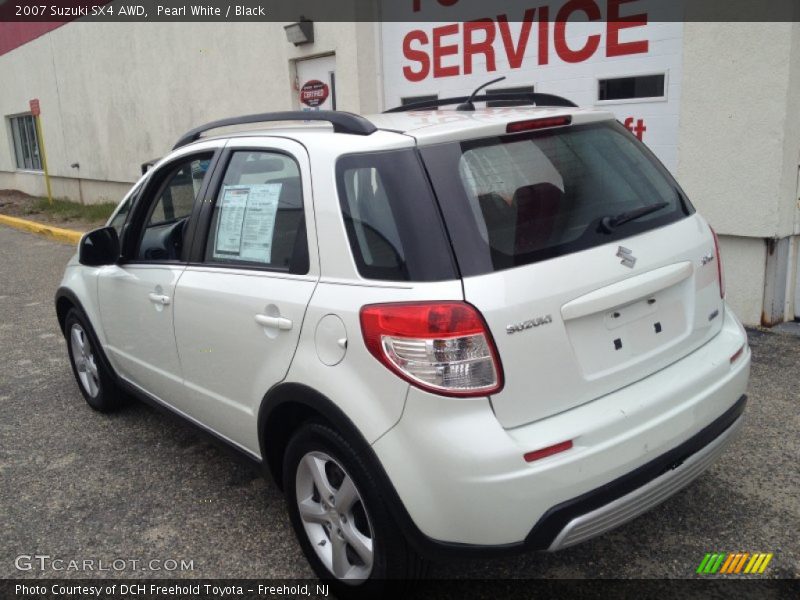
[34,114,53,205]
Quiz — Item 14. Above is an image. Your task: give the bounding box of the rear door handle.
[148,293,171,306]
[255,314,293,331]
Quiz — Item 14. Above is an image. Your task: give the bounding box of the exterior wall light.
[284,19,314,46]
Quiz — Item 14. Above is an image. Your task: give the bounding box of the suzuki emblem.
[616,246,636,268]
[506,314,553,335]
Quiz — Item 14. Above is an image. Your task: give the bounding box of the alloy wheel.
[295,451,374,581]
[70,323,100,398]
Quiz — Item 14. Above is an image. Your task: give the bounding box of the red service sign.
[401,0,650,82]
[299,80,330,107]
[29,98,40,116]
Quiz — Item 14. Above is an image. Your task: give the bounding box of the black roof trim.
[384,92,577,113]
[173,110,377,150]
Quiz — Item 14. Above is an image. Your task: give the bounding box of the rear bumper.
[540,395,744,551]
[372,305,750,555]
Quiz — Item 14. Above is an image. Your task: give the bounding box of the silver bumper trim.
[548,415,744,551]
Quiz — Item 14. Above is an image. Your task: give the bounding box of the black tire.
[64,308,125,412]
[283,422,427,599]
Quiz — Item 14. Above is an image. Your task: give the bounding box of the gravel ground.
[0,225,797,590]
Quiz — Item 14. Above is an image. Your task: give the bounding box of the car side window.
[339,165,404,274]
[204,151,308,274]
[136,155,212,261]
[108,196,132,235]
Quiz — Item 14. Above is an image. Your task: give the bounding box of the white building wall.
[0,20,379,204]
[677,21,800,324]
[717,236,767,325]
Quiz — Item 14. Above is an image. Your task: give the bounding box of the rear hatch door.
[420,118,724,428]
[462,217,722,428]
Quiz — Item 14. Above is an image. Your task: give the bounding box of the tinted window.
[204,151,308,274]
[146,158,209,226]
[598,74,665,101]
[420,122,692,277]
[136,155,211,261]
[109,196,132,235]
[336,149,457,282]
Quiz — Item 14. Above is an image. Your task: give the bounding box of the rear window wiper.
[599,201,669,233]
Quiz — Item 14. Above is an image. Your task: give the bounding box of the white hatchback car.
[56,91,750,595]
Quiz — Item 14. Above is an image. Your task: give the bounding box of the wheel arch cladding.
[56,288,119,386]
[257,382,506,561]
[55,287,82,334]
[258,383,372,491]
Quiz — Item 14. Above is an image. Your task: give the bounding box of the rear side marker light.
[507,116,572,134]
[710,226,725,299]
[360,302,504,398]
[730,345,745,364]
[524,440,573,463]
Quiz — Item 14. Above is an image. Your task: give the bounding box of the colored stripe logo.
[697,552,773,574]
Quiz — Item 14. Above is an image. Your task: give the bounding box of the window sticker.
[213,184,282,264]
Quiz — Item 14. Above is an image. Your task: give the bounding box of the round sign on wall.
[299,80,330,108]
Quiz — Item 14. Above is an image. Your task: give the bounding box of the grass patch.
[26,197,117,223]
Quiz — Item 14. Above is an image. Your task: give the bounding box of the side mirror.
[79,226,120,266]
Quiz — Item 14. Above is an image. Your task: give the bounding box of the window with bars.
[9,114,42,171]
[598,74,666,101]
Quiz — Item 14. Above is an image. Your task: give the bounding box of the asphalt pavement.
[0,224,797,586]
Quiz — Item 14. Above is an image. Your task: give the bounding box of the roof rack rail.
[172,110,377,150]
[384,92,577,114]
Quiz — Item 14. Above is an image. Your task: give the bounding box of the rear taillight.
[360,302,504,397]
[506,116,572,133]
[711,226,725,298]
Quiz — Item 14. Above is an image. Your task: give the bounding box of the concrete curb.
[0,214,83,245]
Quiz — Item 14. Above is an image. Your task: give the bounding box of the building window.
[9,114,42,171]
[400,94,438,107]
[486,85,534,107]
[598,74,666,101]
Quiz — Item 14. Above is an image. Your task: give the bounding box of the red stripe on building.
[0,2,112,57]
[0,23,67,57]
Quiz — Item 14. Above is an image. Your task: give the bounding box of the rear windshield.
[419,121,693,277]
[335,148,457,282]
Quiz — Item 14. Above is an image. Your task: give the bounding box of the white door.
[97,151,215,403]
[296,54,336,111]
[173,138,319,454]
